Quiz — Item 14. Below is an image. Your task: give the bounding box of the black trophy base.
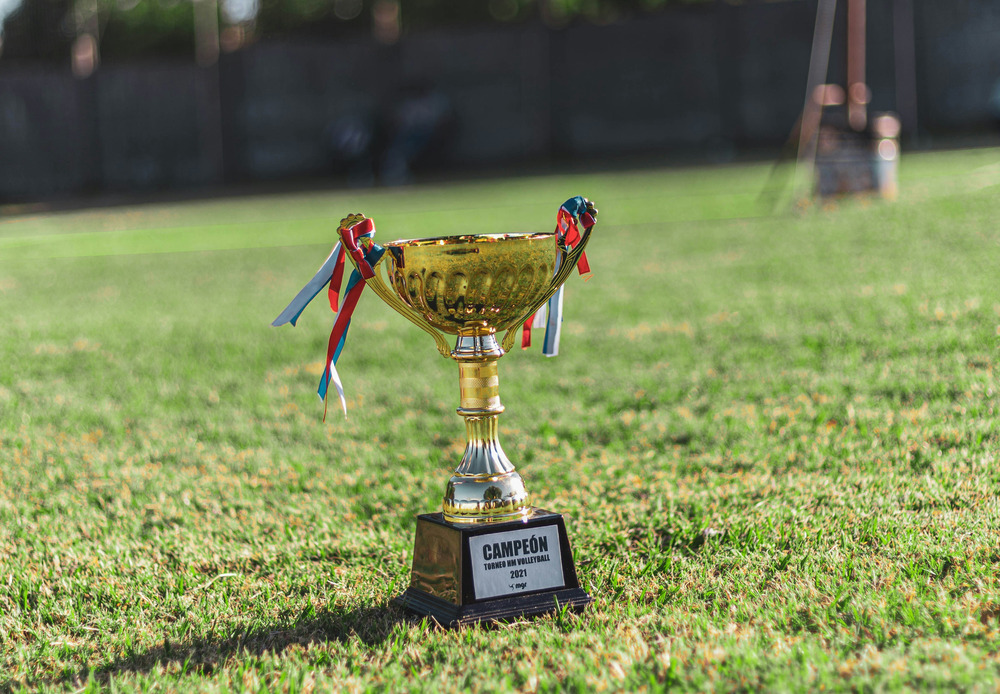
[393,508,592,628]
[394,585,593,628]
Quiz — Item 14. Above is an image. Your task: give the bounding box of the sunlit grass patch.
[1,150,999,691]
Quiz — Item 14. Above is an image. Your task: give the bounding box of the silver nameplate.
[469,525,565,600]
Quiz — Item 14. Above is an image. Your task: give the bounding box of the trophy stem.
[443,333,530,524]
[457,415,513,476]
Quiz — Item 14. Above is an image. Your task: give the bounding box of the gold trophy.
[337,200,598,626]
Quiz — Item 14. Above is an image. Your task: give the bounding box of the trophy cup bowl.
[340,205,597,625]
[385,232,558,334]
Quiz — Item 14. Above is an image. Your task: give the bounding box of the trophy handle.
[351,241,453,359]
[500,216,597,353]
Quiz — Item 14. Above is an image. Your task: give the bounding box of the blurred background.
[1,0,999,203]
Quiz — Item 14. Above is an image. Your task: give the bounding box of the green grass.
[1,149,999,692]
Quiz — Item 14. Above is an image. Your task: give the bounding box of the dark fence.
[1,0,998,200]
[0,69,95,197]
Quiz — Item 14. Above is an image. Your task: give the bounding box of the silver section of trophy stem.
[456,416,512,476]
[453,333,505,360]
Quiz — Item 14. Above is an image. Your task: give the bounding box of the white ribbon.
[532,307,548,330]
[325,356,347,417]
[271,242,342,327]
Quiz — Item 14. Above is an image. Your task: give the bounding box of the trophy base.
[393,508,592,627]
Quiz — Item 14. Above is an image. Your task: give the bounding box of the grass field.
[1,149,999,692]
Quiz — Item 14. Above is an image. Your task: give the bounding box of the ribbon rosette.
[271,214,383,418]
[520,196,597,356]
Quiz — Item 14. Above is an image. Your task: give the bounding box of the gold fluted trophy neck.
[347,207,597,524]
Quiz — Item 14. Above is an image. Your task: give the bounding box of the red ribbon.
[321,278,367,421]
[325,216,374,313]
[318,217,378,420]
[557,208,592,276]
[327,249,346,312]
[340,217,376,279]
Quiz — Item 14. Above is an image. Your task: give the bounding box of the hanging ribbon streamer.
[272,216,381,419]
[532,307,549,330]
[542,282,565,357]
[271,242,344,328]
[522,196,597,356]
[521,303,550,348]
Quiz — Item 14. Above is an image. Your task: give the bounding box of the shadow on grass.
[3,603,411,691]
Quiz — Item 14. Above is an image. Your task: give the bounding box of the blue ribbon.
[560,195,588,218]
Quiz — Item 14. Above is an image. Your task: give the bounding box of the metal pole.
[194,0,220,66]
[797,0,838,173]
[847,0,867,131]
[892,0,918,139]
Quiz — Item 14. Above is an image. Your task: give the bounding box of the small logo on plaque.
[468,525,565,600]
